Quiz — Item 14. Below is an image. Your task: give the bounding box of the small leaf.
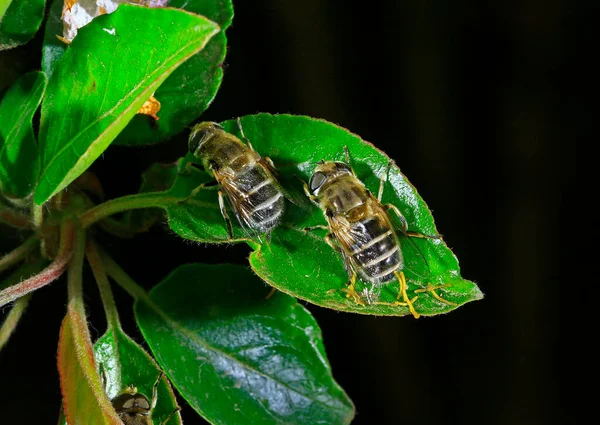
[0,0,46,51]
[135,263,355,425]
[0,71,47,199]
[42,0,233,146]
[34,5,220,205]
[58,326,182,425]
[57,312,122,425]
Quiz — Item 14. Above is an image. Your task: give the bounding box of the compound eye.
[309,172,327,193]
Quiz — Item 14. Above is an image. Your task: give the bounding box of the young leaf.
[135,263,355,425]
[59,327,182,425]
[34,5,221,205]
[164,114,482,317]
[0,71,47,199]
[41,0,233,146]
[0,0,46,51]
[57,312,122,425]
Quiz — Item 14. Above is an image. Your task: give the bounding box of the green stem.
[33,204,44,229]
[85,240,120,330]
[0,205,32,229]
[0,293,32,352]
[79,192,180,229]
[0,237,38,274]
[100,248,150,302]
[0,220,76,308]
[66,224,87,317]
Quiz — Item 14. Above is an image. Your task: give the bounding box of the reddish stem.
[0,206,32,229]
[0,220,77,307]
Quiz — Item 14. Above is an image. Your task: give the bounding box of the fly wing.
[327,213,375,278]
[217,172,264,241]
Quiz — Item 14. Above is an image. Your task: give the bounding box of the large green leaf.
[164,114,482,316]
[34,5,220,205]
[135,263,355,425]
[0,71,47,199]
[41,0,233,146]
[62,326,181,425]
[0,0,45,50]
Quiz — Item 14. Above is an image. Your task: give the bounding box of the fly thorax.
[320,180,367,215]
[199,138,248,171]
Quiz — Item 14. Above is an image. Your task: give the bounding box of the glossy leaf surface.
[57,312,122,425]
[163,114,482,316]
[0,71,46,199]
[0,0,45,50]
[34,5,220,204]
[41,0,233,146]
[135,263,355,425]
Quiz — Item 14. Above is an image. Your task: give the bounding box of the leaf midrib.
[140,297,350,417]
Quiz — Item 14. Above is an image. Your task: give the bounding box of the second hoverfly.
[304,148,454,318]
[187,120,285,242]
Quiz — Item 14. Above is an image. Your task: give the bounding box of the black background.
[0,1,584,424]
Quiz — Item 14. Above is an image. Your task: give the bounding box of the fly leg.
[160,407,182,425]
[414,283,457,306]
[300,177,321,207]
[218,190,234,239]
[303,226,365,306]
[152,372,181,425]
[394,270,420,319]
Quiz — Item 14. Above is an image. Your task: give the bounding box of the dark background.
[1,1,583,424]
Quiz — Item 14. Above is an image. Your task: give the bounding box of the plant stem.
[79,192,180,229]
[100,249,150,302]
[0,220,76,308]
[0,205,32,229]
[0,294,32,352]
[85,240,120,330]
[0,237,38,274]
[66,224,87,315]
[33,204,44,229]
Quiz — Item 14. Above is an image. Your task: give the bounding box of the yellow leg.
[394,270,420,319]
[340,273,365,306]
[265,287,276,299]
[414,283,457,306]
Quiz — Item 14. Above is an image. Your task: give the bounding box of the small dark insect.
[187,119,285,242]
[111,373,180,425]
[303,147,455,318]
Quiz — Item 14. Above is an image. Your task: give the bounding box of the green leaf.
[41,0,233,146]
[34,5,220,205]
[167,113,482,317]
[135,263,355,425]
[0,71,47,199]
[71,326,181,425]
[57,312,122,425]
[0,0,46,51]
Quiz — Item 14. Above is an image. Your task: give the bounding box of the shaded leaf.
[135,263,355,425]
[0,0,46,51]
[0,71,47,199]
[34,4,220,205]
[57,312,122,425]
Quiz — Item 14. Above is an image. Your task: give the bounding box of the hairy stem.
[100,249,150,302]
[66,226,86,313]
[0,220,77,308]
[0,294,32,351]
[33,204,44,228]
[0,205,31,229]
[86,240,120,330]
[79,192,180,229]
[0,236,38,274]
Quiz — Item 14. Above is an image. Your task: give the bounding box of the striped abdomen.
[234,164,284,233]
[349,217,403,284]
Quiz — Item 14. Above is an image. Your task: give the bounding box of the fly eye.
[309,172,327,193]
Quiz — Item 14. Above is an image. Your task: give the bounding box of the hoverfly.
[110,373,179,425]
[187,120,285,242]
[303,148,455,318]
